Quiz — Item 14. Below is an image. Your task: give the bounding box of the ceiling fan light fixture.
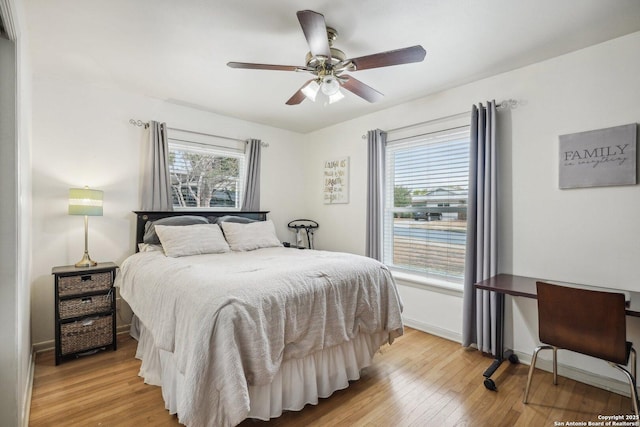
[328,90,345,104]
[320,75,340,96]
[301,80,320,101]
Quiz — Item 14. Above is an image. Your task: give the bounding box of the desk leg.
[482,292,519,391]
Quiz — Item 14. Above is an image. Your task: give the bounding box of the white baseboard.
[32,339,53,353]
[402,316,462,343]
[22,349,35,427]
[117,324,131,334]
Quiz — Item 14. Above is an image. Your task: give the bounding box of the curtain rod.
[167,137,245,153]
[128,119,269,147]
[360,98,518,139]
[386,125,471,144]
[169,126,246,143]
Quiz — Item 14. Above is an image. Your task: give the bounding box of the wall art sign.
[323,157,349,204]
[558,123,637,189]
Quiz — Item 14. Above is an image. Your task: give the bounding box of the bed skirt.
[132,318,388,423]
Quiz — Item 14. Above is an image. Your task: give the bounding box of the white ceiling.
[24,0,640,134]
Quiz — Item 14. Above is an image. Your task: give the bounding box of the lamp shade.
[320,75,340,96]
[301,80,320,102]
[68,188,103,216]
[328,90,345,104]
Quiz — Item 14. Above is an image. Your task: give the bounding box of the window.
[168,133,245,210]
[383,126,470,283]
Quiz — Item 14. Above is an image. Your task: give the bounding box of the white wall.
[301,32,640,381]
[30,77,307,346]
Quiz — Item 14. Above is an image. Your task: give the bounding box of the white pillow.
[220,220,281,251]
[155,224,230,257]
[137,243,163,252]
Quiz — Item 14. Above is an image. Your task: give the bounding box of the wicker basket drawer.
[60,315,113,355]
[59,294,112,320]
[58,271,112,297]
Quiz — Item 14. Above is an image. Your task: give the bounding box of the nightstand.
[52,262,118,365]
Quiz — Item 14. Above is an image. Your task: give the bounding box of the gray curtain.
[241,138,261,211]
[462,101,498,354]
[366,129,386,261]
[141,121,172,211]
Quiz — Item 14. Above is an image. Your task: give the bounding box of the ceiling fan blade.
[297,10,332,60]
[227,62,302,72]
[347,45,426,71]
[341,76,384,103]
[286,79,317,105]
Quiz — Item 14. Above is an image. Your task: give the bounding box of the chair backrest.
[536,281,628,365]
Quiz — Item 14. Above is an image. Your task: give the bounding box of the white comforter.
[115,247,403,427]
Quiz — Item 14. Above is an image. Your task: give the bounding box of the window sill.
[390,270,464,296]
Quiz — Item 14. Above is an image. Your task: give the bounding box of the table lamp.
[68,187,103,267]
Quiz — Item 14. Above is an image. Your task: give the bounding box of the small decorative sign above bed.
[323,156,350,204]
[558,123,637,189]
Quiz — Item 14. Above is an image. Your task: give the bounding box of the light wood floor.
[29,328,634,426]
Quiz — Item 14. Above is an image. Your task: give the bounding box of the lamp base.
[75,251,97,268]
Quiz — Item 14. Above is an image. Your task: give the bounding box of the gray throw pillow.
[143,215,210,244]
[213,215,258,225]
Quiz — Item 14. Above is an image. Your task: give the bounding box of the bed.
[115,211,404,427]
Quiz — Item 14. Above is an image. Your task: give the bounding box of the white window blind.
[383,125,470,283]
[168,132,245,210]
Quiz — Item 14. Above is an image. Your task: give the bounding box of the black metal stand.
[482,292,519,391]
[287,219,319,249]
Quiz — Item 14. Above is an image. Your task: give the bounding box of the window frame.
[167,134,246,211]
[383,124,471,286]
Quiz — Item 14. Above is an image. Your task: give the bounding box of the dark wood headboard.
[134,210,269,247]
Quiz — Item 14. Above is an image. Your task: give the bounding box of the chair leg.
[633,348,639,417]
[620,348,639,417]
[552,346,558,385]
[524,345,555,404]
[611,361,639,418]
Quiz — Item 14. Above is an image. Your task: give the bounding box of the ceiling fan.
[227,10,426,105]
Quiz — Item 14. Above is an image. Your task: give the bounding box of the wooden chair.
[523,281,639,416]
